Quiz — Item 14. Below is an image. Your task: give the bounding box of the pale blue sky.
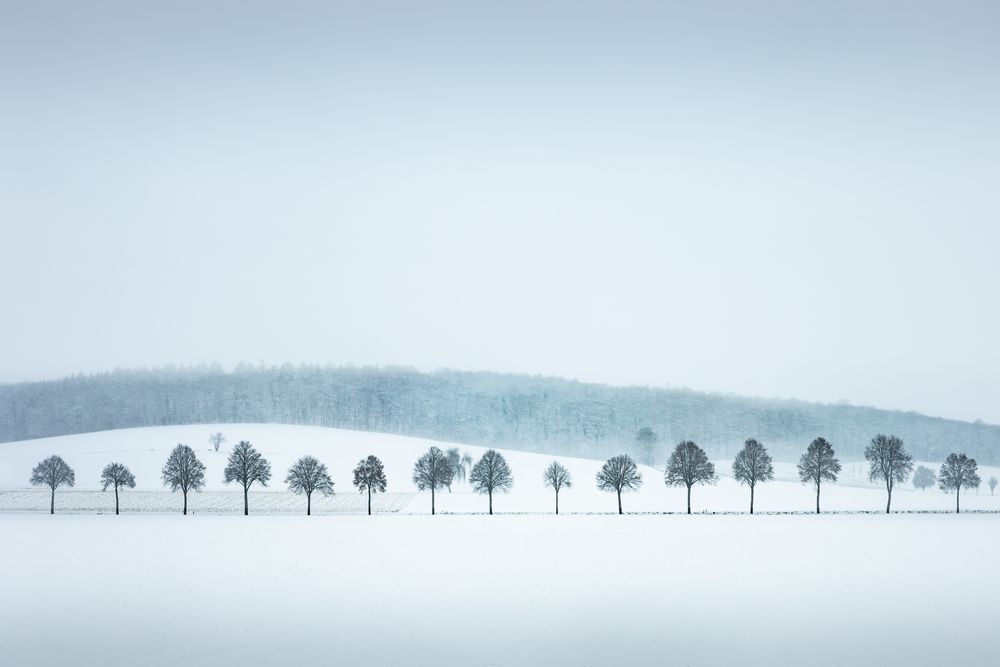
[1,1,998,422]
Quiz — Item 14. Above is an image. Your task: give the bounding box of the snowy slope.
[1,424,998,513]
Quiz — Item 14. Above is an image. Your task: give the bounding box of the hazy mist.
[2,1,998,423]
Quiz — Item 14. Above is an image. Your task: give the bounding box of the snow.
[1,424,998,514]
[2,424,997,665]
[0,512,996,666]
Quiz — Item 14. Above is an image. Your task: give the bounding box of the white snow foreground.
[1,423,999,514]
[0,513,996,666]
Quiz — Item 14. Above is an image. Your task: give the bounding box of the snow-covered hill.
[1,424,997,513]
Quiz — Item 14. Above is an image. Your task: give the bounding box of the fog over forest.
[2,364,997,464]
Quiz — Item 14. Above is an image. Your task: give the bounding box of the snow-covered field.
[1,424,997,514]
[2,425,997,665]
[1,512,996,666]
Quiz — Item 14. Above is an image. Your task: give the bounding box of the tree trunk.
[183,490,188,515]
[555,490,559,515]
[50,486,54,515]
[367,486,372,516]
[886,482,892,514]
[749,484,754,515]
[956,486,961,514]
[115,485,120,516]
[488,490,493,515]
[617,489,622,515]
[431,486,435,515]
[815,481,820,514]
[687,485,692,514]
[307,491,311,516]
[244,486,249,516]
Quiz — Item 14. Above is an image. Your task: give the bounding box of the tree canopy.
[596,454,642,514]
[864,434,913,513]
[352,455,387,515]
[543,460,572,514]
[798,437,841,514]
[30,455,75,514]
[286,455,335,515]
[30,455,75,491]
[161,444,206,515]
[100,462,136,515]
[913,465,936,490]
[665,441,717,514]
[938,453,980,513]
[469,450,513,514]
[412,446,455,514]
[100,462,136,492]
[731,438,774,514]
[223,440,272,515]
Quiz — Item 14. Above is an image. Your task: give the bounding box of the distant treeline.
[1,364,998,464]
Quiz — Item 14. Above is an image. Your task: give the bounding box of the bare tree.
[223,440,272,515]
[938,453,980,513]
[865,433,914,513]
[596,454,642,514]
[353,455,387,515]
[445,448,462,490]
[732,438,774,514]
[543,461,572,514]
[30,455,75,515]
[209,432,226,452]
[100,462,136,515]
[798,437,841,514]
[990,476,998,496]
[161,444,206,515]
[635,427,659,466]
[664,441,717,514]
[412,446,455,515]
[462,451,474,480]
[913,465,936,491]
[470,449,513,514]
[286,456,334,515]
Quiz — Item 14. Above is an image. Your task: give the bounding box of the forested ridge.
[1,364,997,464]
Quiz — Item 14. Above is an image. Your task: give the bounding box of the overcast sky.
[1,1,998,423]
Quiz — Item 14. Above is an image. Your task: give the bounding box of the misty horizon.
[3,1,998,422]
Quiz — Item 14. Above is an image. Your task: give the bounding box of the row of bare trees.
[29,443,385,516]
[591,434,984,514]
[162,442,391,516]
[412,446,514,514]
[27,433,989,515]
[410,435,986,515]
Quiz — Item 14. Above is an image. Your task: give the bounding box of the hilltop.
[1,364,998,463]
